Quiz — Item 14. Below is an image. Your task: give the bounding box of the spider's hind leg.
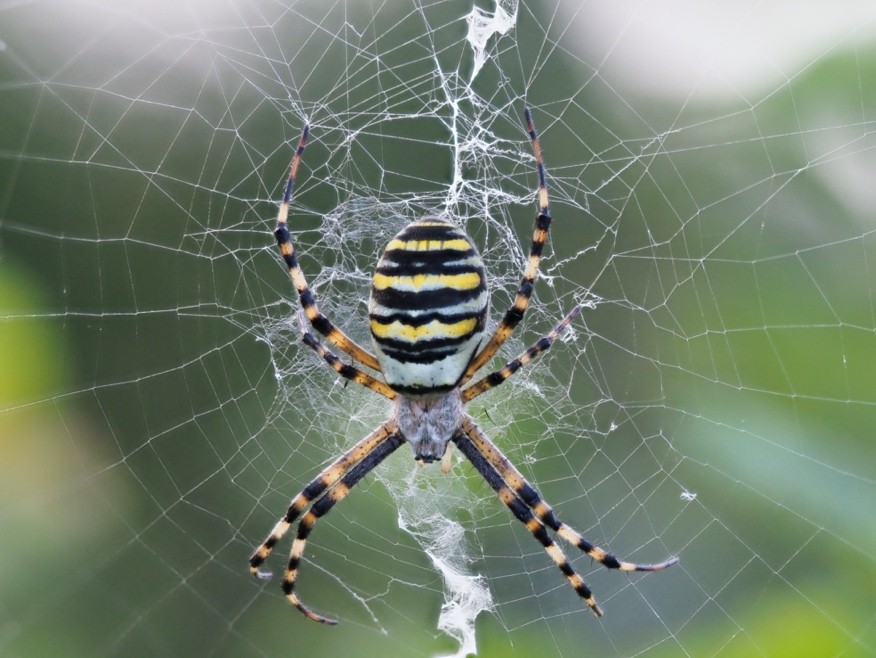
[279,431,405,624]
[452,430,604,616]
[249,421,399,579]
[460,417,679,573]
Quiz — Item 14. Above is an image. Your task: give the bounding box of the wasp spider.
[250,109,678,624]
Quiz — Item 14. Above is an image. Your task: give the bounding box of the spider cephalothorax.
[249,109,678,624]
[392,390,464,463]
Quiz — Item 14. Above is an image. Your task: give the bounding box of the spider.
[249,108,678,624]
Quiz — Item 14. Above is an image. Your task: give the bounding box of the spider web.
[1,1,875,656]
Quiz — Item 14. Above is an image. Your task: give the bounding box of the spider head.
[392,391,464,463]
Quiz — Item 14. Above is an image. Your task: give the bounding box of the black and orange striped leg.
[301,332,397,400]
[249,421,399,579]
[464,107,552,381]
[452,431,604,616]
[459,417,679,574]
[274,124,382,371]
[282,432,406,624]
[462,305,581,402]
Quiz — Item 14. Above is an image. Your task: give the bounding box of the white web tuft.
[384,458,495,658]
[465,0,519,82]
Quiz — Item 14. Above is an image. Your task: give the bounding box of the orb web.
[0,1,874,657]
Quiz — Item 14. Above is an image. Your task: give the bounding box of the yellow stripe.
[371,317,477,342]
[372,271,481,292]
[385,237,472,252]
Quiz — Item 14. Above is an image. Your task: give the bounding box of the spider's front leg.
[463,108,552,381]
[274,123,381,371]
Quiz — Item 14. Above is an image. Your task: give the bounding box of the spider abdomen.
[369,219,488,395]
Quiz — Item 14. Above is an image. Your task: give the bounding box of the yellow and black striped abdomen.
[369,219,488,396]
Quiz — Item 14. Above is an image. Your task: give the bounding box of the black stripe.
[601,554,621,570]
[377,344,471,366]
[376,263,484,280]
[454,433,502,486]
[370,282,487,312]
[299,480,329,505]
[536,210,552,230]
[391,382,457,396]
[376,349,457,366]
[396,222,464,241]
[559,560,577,578]
[274,224,292,246]
[373,327,479,353]
[379,247,478,271]
[369,308,482,327]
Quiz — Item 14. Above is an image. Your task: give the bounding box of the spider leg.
[464,107,552,381]
[282,432,406,624]
[462,305,581,402]
[460,417,679,573]
[249,421,399,579]
[452,430,604,616]
[275,124,381,371]
[301,332,397,400]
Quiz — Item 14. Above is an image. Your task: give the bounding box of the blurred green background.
[1,1,874,657]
